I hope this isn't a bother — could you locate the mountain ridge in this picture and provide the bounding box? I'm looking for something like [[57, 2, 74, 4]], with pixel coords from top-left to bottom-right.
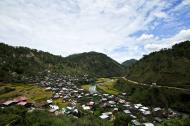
[[0, 43, 125, 82], [122, 59, 137, 68], [127, 40, 190, 89]]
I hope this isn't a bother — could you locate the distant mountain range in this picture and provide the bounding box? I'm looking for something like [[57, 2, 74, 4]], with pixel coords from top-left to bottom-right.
[[122, 59, 137, 68], [127, 40, 190, 89], [65, 52, 125, 77], [0, 43, 125, 82], [1, 40, 190, 88]]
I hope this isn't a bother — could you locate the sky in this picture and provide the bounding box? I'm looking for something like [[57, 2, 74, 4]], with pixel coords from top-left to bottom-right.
[[0, 0, 190, 63]]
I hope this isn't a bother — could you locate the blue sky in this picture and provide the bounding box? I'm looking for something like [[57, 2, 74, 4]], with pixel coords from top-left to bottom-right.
[[0, 0, 190, 62]]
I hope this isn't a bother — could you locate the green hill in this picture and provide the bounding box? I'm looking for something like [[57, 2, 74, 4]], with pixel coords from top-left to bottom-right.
[[65, 52, 125, 77], [122, 59, 137, 68], [127, 40, 190, 89], [0, 43, 125, 82]]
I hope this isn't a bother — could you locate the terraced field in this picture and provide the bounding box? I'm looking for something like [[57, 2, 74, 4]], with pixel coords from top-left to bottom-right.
[[0, 83, 53, 103], [96, 78, 120, 95]]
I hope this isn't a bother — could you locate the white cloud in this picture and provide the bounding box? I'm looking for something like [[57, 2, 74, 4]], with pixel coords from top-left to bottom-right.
[[153, 11, 168, 19], [171, 0, 190, 12], [144, 43, 168, 52], [144, 29, 190, 54], [137, 34, 157, 42], [169, 29, 190, 44], [0, 0, 189, 63]]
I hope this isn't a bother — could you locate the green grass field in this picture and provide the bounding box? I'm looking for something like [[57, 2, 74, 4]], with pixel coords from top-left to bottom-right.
[[0, 83, 53, 103], [53, 98, 69, 108], [96, 78, 120, 95], [81, 84, 91, 91]]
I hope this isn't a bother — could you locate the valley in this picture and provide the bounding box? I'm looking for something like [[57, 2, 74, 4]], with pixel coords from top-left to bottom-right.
[[0, 41, 190, 126], [1, 76, 189, 126]]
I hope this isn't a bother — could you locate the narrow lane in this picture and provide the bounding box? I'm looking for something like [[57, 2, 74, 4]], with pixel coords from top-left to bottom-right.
[[123, 77, 190, 92]]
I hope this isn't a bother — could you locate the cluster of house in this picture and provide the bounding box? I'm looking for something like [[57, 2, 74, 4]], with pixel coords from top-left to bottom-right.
[[0, 96, 30, 107], [41, 76, 179, 126], [0, 74, 180, 126]]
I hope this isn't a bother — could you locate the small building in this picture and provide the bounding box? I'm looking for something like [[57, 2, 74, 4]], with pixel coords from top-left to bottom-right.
[[49, 105, 59, 112], [141, 106, 149, 110], [99, 112, 112, 119], [142, 110, 151, 115], [17, 101, 27, 106], [102, 112, 112, 116], [142, 123, 154, 126], [152, 83, 157, 86], [122, 93, 127, 96], [99, 114, 109, 119], [153, 107, 161, 112], [87, 101, 95, 106], [113, 108, 118, 111], [123, 109, 131, 114], [134, 104, 142, 109], [131, 120, 141, 126], [123, 102, 131, 107], [82, 105, 91, 110], [130, 114, 137, 119], [14, 96, 27, 102], [101, 98, 107, 102], [108, 101, 116, 105], [3, 100, 15, 106], [47, 99, 53, 104], [45, 87, 51, 90], [119, 99, 125, 104]]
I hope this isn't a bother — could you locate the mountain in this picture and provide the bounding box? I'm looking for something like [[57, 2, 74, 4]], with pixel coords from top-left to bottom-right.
[[0, 43, 125, 82], [122, 59, 137, 68], [65, 52, 125, 77], [127, 40, 190, 89]]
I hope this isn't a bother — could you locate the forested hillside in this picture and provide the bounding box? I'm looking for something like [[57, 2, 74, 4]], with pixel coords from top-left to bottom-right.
[[65, 52, 125, 77], [122, 59, 137, 68], [0, 43, 125, 82], [122, 59, 137, 72], [127, 41, 190, 89]]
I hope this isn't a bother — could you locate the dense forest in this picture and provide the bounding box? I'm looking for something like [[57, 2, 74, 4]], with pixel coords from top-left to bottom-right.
[[0, 43, 125, 82], [127, 41, 190, 89]]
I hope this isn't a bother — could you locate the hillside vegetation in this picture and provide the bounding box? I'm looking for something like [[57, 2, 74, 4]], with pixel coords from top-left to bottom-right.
[[122, 59, 137, 68], [65, 52, 125, 77], [0, 83, 52, 102], [127, 41, 190, 89], [114, 78, 190, 113], [0, 106, 113, 126], [0, 43, 125, 82], [94, 77, 190, 113]]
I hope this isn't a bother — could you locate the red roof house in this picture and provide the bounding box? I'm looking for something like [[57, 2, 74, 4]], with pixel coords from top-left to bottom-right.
[[14, 96, 27, 102]]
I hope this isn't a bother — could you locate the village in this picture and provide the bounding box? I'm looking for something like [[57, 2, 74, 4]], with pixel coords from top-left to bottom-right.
[[0, 74, 180, 126]]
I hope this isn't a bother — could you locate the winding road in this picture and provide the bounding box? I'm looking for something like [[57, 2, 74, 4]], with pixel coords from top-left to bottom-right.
[[123, 77, 190, 92]]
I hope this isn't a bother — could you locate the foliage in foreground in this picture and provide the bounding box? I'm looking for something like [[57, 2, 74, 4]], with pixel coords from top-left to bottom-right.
[[0, 106, 138, 126], [114, 78, 190, 113], [0, 106, 113, 126], [157, 115, 190, 126]]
